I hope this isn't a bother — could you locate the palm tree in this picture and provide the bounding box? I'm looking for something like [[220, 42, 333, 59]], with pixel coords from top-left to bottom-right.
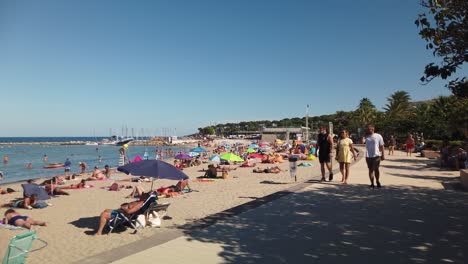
[[384, 90, 411, 118], [355, 98, 378, 127]]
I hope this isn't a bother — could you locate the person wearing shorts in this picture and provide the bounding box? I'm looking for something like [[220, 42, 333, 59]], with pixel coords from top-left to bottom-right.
[[317, 125, 334, 182], [365, 125, 385, 188]]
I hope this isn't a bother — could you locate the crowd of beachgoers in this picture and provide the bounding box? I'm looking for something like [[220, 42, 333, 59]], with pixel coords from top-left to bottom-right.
[[0, 134, 336, 263]]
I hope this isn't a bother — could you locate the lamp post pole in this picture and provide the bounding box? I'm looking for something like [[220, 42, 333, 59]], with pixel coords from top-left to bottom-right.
[[305, 104, 309, 141]]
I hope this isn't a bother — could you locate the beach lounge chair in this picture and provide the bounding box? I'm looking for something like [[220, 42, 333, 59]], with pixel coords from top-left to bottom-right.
[[3, 230, 47, 264], [107, 193, 170, 234]]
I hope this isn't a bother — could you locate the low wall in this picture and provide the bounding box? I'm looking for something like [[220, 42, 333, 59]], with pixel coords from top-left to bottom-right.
[[421, 150, 440, 159], [461, 169, 468, 190]]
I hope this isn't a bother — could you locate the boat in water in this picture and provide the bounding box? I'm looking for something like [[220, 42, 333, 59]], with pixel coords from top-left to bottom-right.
[[101, 135, 134, 146], [43, 163, 65, 169]]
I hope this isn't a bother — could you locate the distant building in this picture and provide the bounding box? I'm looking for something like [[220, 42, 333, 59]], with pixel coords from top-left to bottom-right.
[[261, 127, 311, 142]]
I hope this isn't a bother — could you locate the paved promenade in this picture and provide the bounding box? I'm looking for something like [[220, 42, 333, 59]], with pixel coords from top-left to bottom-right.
[[106, 150, 467, 264]]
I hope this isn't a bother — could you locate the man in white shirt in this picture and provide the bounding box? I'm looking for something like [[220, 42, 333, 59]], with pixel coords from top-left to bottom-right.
[[365, 124, 385, 188]]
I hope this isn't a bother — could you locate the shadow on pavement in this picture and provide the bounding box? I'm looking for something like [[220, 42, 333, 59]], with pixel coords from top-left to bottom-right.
[[180, 183, 468, 264]]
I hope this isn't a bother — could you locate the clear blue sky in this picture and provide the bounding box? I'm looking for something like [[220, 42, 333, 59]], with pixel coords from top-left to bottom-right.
[[0, 0, 457, 137]]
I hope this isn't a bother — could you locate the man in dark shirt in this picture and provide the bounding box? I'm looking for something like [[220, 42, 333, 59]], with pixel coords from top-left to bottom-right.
[[316, 125, 334, 182]]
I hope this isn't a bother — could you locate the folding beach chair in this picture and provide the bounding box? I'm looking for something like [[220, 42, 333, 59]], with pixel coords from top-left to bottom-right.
[[107, 192, 167, 234], [3, 230, 47, 264]]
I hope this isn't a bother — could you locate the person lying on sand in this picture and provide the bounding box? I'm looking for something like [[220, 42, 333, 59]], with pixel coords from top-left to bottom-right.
[[37, 178, 70, 195], [95, 192, 151, 235], [253, 166, 282, 174], [68, 179, 87, 189], [125, 180, 191, 199], [4, 209, 46, 229], [117, 176, 152, 183], [215, 165, 237, 171], [2, 194, 38, 209], [0, 188, 15, 195], [87, 166, 106, 181], [106, 183, 132, 191], [156, 179, 191, 196]]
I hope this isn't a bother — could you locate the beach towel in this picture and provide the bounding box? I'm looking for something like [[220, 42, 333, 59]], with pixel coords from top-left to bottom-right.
[[61, 185, 94, 190], [21, 184, 50, 200], [298, 163, 313, 167], [0, 223, 25, 230]]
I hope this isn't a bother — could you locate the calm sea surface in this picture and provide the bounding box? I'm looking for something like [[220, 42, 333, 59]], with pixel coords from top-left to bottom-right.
[[0, 137, 187, 184]]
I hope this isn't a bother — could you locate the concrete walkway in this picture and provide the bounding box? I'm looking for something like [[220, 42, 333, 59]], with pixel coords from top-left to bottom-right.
[[109, 151, 468, 264]]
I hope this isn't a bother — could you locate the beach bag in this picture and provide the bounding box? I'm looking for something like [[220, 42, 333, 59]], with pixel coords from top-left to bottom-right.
[[109, 183, 120, 191], [146, 211, 161, 227], [136, 214, 146, 229]]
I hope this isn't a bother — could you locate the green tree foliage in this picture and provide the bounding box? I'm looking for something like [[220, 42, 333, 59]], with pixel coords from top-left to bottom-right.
[[415, 0, 467, 96], [382, 91, 417, 136], [354, 98, 378, 128], [196, 93, 466, 141], [198, 126, 215, 135]]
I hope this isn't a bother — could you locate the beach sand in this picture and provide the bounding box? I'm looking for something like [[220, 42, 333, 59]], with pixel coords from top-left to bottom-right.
[[0, 143, 321, 264]]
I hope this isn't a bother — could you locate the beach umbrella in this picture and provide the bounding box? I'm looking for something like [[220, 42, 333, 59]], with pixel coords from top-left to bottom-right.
[[189, 147, 207, 153], [209, 155, 221, 163], [188, 152, 200, 157], [246, 148, 256, 153], [248, 144, 260, 149], [175, 153, 192, 160], [219, 153, 244, 162], [282, 143, 292, 148], [131, 155, 143, 163], [117, 160, 189, 189], [249, 153, 264, 159]]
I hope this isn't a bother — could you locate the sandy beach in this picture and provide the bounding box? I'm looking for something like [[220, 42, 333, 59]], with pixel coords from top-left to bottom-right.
[[0, 140, 321, 264], [2, 143, 464, 264]]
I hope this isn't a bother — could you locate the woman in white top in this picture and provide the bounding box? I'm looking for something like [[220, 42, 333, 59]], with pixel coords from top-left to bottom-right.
[[336, 130, 357, 184]]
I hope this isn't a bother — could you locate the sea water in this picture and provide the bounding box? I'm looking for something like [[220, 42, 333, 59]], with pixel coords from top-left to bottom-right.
[[0, 139, 188, 184]]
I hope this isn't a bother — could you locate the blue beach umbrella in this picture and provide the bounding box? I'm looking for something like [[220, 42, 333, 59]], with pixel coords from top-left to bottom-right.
[[117, 160, 189, 189], [209, 155, 221, 163], [248, 144, 260, 149], [189, 147, 207, 153], [117, 160, 189, 180]]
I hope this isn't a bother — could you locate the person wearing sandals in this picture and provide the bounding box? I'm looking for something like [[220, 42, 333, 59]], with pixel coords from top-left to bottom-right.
[[317, 125, 334, 182], [335, 130, 357, 184], [365, 124, 385, 189]]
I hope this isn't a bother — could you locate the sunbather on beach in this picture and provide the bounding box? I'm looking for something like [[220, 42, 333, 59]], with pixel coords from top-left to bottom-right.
[[215, 165, 237, 171], [156, 179, 191, 195], [202, 164, 218, 178], [253, 166, 282, 174], [4, 209, 46, 229], [32, 178, 69, 195], [95, 193, 151, 235], [1, 194, 38, 209], [69, 179, 87, 189], [87, 166, 106, 181], [0, 188, 15, 195], [103, 165, 111, 178]]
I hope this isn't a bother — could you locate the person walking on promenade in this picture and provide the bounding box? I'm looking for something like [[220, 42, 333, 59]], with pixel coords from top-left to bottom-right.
[[365, 124, 385, 188], [406, 134, 415, 156], [317, 125, 334, 182], [388, 135, 396, 155], [336, 130, 357, 184]]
